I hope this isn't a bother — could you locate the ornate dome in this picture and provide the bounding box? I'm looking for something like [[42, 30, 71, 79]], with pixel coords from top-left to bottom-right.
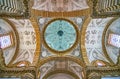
[[43, 19, 78, 54], [0, 0, 120, 79]]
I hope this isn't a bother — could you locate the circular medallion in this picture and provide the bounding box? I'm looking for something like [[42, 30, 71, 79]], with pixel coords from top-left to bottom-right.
[[43, 18, 78, 54], [76, 18, 82, 24], [39, 18, 45, 24]]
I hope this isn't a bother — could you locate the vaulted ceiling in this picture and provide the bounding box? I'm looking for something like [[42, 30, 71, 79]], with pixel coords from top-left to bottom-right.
[[0, 0, 120, 79]]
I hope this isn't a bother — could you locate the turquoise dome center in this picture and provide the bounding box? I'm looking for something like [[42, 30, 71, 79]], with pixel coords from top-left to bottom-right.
[[44, 19, 76, 51], [57, 30, 63, 36]]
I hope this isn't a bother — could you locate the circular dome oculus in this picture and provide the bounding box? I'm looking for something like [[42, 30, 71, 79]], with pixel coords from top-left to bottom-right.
[[43, 19, 78, 53]]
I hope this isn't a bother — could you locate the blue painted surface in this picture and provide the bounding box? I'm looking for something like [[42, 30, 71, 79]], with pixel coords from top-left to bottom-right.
[[102, 76, 120, 79], [45, 20, 76, 51]]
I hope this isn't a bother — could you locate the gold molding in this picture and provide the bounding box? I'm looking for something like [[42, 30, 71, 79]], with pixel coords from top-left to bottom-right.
[[87, 66, 120, 79], [42, 70, 80, 79], [102, 17, 119, 65], [38, 56, 86, 67], [80, 17, 91, 65], [1, 18, 20, 66], [42, 18, 79, 55], [32, 9, 90, 17], [30, 18, 41, 66]]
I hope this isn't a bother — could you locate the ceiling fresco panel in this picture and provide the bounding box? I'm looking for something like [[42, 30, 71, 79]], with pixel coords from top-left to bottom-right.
[[9, 19, 37, 64], [85, 17, 113, 63]]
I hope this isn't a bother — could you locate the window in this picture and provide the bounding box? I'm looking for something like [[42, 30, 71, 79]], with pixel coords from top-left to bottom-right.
[[108, 33, 120, 48], [0, 33, 13, 49]]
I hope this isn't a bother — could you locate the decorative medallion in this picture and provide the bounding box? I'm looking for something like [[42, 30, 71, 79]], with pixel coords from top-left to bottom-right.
[[43, 18, 78, 54]]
